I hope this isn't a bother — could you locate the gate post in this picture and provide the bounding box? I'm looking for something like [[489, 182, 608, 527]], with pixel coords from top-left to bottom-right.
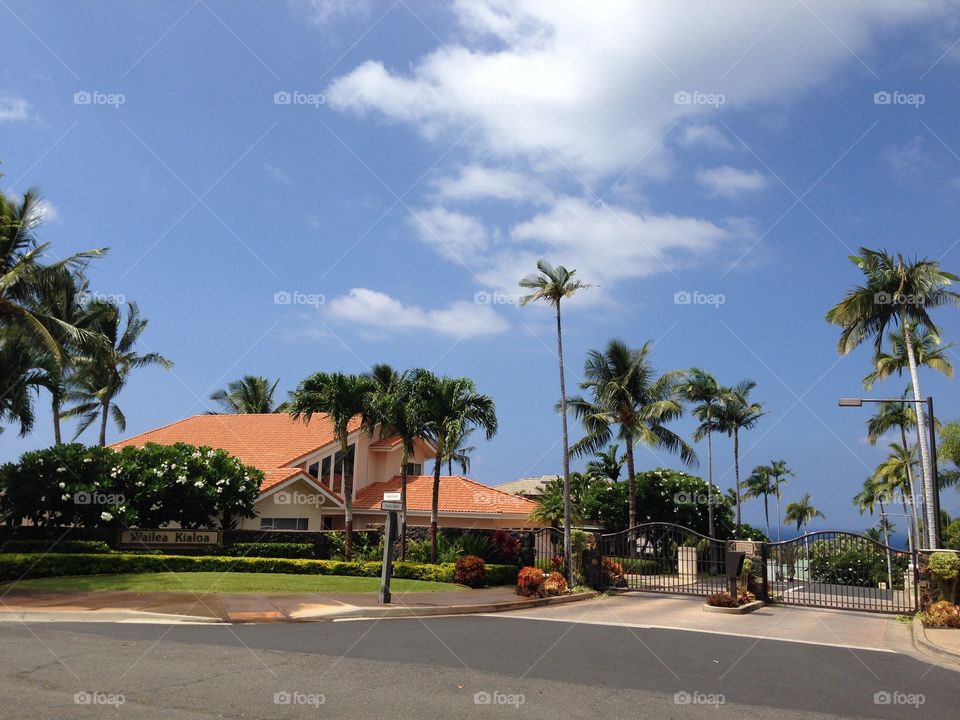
[[758, 542, 770, 602]]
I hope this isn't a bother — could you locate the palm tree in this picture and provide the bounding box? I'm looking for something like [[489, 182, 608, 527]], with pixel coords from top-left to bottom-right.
[[873, 442, 920, 553], [0, 188, 105, 362], [743, 466, 774, 540], [288, 371, 374, 561], [412, 370, 498, 563], [63, 301, 172, 446], [716, 380, 764, 537], [209, 375, 285, 414], [678, 368, 724, 537], [443, 424, 475, 475], [519, 259, 590, 583], [827, 248, 960, 547], [863, 322, 953, 389], [569, 339, 697, 555], [585, 444, 624, 482], [366, 366, 428, 560], [0, 329, 46, 436], [785, 493, 825, 533], [762, 459, 793, 542], [865, 395, 922, 546]]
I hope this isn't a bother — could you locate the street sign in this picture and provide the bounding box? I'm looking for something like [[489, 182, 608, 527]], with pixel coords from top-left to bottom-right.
[[118, 529, 220, 550], [381, 491, 403, 511]]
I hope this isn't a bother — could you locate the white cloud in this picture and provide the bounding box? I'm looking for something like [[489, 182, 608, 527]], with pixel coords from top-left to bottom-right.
[[0, 95, 33, 123], [294, 0, 367, 25], [430, 164, 553, 204], [408, 206, 491, 264], [882, 135, 935, 176], [326, 287, 509, 337], [695, 165, 769, 198], [4, 192, 59, 224], [327, 0, 946, 180], [676, 124, 734, 151]]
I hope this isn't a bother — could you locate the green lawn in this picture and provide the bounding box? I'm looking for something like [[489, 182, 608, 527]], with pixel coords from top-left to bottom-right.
[[6, 572, 461, 594]]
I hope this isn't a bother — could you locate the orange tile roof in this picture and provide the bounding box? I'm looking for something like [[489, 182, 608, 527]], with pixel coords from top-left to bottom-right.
[[354, 475, 539, 516], [110, 413, 360, 495], [368, 435, 403, 450]]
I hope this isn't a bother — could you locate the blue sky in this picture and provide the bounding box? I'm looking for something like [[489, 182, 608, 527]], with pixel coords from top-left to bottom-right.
[[3, 0, 960, 535]]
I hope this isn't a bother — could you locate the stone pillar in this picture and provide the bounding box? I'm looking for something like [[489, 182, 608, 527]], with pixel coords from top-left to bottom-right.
[[678, 546, 698, 584]]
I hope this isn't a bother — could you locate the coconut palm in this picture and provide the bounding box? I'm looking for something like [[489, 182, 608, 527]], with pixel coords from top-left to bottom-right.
[[715, 380, 764, 537], [519, 259, 590, 582], [826, 248, 960, 546], [585, 444, 624, 483], [288, 371, 374, 561], [784, 493, 825, 534], [412, 370, 498, 563], [863, 323, 953, 389], [873, 442, 920, 553], [569, 339, 697, 554], [678, 368, 724, 537], [0, 329, 46, 435], [63, 301, 172, 446], [0, 189, 105, 362], [761, 459, 793, 542], [743, 466, 774, 540], [442, 424, 475, 476], [208, 375, 285, 414]]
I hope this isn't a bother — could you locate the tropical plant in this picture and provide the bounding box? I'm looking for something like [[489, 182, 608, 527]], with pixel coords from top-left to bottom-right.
[[872, 442, 920, 552], [784, 493, 825, 533], [761, 459, 793, 542], [743, 466, 775, 540], [569, 339, 696, 551], [209, 375, 285, 414], [826, 248, 960, 547], [519, 259, 590, 584], [0, 329, 46, 436], [63, 301, 172, 446], [441, 423, 475, 475], [715, 380, 764, 537], [863, 322, 954, 389], [412, 370, 498, 563], [678, 368, 725, 537], [585, 444, 624, 482], [529, 473, 588, 528], [288, 371, 374, 560]]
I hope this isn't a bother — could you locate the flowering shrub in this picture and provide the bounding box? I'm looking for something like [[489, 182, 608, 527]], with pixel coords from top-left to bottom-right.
[[455, 555, 486, 588], [0, 443, 260, 529], [601, 558, 626, 587], [543, 571, 567, 595], [517, 566, 546, 597]]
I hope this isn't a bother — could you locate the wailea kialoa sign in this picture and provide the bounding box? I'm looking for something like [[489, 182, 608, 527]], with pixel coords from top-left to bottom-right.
[[118, 529, 220, 549]]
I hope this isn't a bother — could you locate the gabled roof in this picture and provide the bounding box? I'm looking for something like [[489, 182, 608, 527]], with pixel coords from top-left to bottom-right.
[[110, 413, 362, 494], [354, 475, 539, 516], [496, 476, 557, 496]]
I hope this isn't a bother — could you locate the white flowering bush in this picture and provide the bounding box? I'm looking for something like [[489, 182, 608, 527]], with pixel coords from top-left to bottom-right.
[[0, 443, 260, 529]]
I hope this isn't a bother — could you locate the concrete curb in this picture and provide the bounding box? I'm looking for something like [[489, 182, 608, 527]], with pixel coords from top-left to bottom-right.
[[0, 610, 223, 624], [911, 617, 960, 666], [287, 590, 599, 623], [702, 600, 766, 615]]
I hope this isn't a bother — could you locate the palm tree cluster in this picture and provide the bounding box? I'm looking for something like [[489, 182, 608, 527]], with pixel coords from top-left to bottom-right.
[[1, 187, 170, 445], [287, 366, 497, 562]]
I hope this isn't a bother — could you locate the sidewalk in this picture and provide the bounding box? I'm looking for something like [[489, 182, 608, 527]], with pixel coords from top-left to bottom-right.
[[0, 586, 595, 623]]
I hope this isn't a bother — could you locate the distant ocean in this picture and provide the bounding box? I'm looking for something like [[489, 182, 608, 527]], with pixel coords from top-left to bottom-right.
[[776, 529, 911, 550]]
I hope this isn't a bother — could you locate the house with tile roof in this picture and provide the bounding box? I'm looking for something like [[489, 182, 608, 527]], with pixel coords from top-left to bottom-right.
[[111, 413, 539, 532]]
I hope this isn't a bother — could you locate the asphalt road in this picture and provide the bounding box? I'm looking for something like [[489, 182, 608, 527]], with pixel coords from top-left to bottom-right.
[[0, 616, 955, 719]]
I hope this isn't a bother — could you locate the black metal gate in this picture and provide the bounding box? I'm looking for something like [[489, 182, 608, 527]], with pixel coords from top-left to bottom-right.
[[765, 531, 917, 613], [599, 523, 727, 596]]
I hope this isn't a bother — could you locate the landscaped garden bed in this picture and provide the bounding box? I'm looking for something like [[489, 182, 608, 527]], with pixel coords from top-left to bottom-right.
[[703, 590, 764, 614]]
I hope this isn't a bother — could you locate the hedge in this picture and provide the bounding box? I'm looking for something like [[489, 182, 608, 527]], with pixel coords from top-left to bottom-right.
[[223, 543, 316, 559], [0, 553, 520, 586], [0, 539, 112, 555]]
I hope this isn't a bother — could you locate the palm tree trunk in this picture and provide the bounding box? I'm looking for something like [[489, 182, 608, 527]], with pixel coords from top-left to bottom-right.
[[706, 422, 715, 537], [399, 450, 408, 562], [625, 435, 637, 557], [98, 402, 109, 447], [733, 429, 741, 537], [52, 397, 62, 446], [902, 321, 936, 547], [776, 491, 782, 543], [430, 446, 442, 564], [899, 424, 922, 553], [763, 495, 770, 540], [342, 440, 353, 561], [555, 302, 573, 584]]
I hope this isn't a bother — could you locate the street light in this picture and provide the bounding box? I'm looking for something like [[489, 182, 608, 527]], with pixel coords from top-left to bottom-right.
[[839, 395, 941, 548]]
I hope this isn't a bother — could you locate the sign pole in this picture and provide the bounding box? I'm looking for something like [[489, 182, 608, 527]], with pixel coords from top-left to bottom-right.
[[379, 492, 402, 604]]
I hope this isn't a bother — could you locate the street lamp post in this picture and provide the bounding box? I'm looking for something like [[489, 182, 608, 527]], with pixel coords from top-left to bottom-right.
[[838, 396, 942, 548]]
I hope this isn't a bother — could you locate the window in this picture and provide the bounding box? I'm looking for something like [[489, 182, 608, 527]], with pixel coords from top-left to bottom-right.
[[321, 517, 333, 531], [308, 461, 319, 479], [260, 518, 309, 531], [321, 456, 331, 485], [406, 463, 422, 476]]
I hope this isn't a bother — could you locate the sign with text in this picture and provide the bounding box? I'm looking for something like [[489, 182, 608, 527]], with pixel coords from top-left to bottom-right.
[[729, 540, 759, 555], [118, 529, 221, 549]]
